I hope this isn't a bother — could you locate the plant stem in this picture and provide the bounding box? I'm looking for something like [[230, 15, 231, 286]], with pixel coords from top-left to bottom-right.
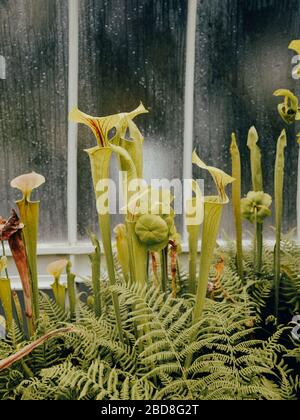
[[87, 146, 124, 343], [193, 201, 223, 323], [170, 244, 177, 298], [99, 214, 124, 343], [274, 130, 287, 320], [151, 252, 159, 287], [21, 360, 34, 378], [88, 235, 102, 318], [146, 251, 150, 285], [254, 209, 258, 272], [187, 225, 200, 294], [8, 230, 34, 337], [67, 263, 77, 321], [0, 277, 13, 331], [126, 221, 148, 286], [256, 222, 263, 274], [17, 200, 40, 322], [186, 200, 224, 369], [230, 134, 244, 279], [114, 225, 130, 283], [12, 291, 24, 333], [0, 327, 75, 372], [161, 247, 169, 293], [51, 277, 66, 311]]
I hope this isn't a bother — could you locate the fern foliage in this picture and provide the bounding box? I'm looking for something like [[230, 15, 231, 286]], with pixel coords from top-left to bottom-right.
[[0, 241, 299, 400]]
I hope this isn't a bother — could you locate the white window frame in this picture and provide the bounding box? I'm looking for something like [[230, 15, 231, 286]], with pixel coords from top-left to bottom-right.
[[6, 0, 300, 288]]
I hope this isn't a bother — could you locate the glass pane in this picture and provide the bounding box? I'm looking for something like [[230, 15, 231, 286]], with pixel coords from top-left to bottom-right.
[[77, 0, 187, 239], [194, 0, 300, 237], [0, 0, 68, 242]]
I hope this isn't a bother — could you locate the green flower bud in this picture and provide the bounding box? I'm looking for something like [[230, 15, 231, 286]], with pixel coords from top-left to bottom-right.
[[241, 191, 272, 224], [87, 296, 94, 308], [135, 214, 169, 247]]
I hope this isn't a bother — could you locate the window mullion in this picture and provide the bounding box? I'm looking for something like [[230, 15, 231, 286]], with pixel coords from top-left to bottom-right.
[[183, 0, 198, 242], [68, 0, 79, 251]]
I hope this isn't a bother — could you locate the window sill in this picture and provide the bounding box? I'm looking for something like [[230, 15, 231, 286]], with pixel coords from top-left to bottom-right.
[[4, 242, 95, 256], [4, 239, 277, 257], [6, 239, 279, 290]]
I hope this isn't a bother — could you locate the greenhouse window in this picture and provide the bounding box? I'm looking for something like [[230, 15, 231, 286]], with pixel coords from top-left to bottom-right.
[[0, 0, 300, 288]]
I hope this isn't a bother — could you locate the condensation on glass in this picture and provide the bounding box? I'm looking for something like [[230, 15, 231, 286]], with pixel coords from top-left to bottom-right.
[[0, 0, 68, 242], [77, 0, 187, 239], [194, 0, 300, 237]]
